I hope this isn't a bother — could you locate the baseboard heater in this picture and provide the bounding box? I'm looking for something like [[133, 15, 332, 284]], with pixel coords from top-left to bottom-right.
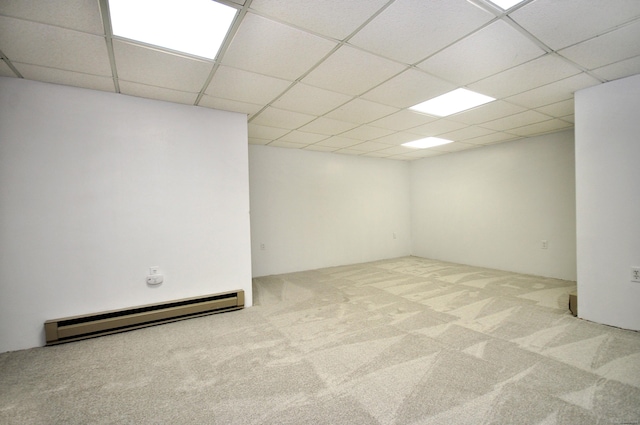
[[44, 289, 244, 345]]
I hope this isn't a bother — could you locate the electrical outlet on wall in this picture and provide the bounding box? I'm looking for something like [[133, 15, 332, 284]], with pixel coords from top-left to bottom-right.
[[632, 267, 640, 283]]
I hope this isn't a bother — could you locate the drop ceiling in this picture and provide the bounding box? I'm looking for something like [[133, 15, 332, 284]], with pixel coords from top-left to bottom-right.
[[1, 0, 639, 161]]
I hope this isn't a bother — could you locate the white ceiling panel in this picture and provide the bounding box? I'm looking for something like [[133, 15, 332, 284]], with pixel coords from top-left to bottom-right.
[[375, 145, 416, 155], [0, 61, 16, 77], [205, 65, 291, 105], [361, 68, 455, 108], [268, 140, 306, 149], [114, 41, 212, 92], [304, 145, 338, 152], [372, 132, 424, 146], [271, 83, 352, 115], [592, 55, 640, 82], [15, 63, 115, 92], [468, 54, 581, 99], [302, 44, 406, 96], [335, 148, 366, 156], [535, 99, 574, 118], [408, 119, 468, 137], [278, 131, 329, 145], [363, 151, 393, 158], [349, 0, 493, 64], [349, 141, 395, 152], [431, 142, 477, 153], [447, 100, 526, 125], [298, 117, 359, 135], [118, 81, 198, 105], [248, 123, 290, 140], [0, 0, 104, 34], [505, 73, 600, 109], [558, 20, 640, 71], [561, 115, 574, 124], [507, 119, 573, 137], [249, 0, 389, 40], [221, 13, 337, 81], [250, 106, 316, 129], [400, 149, 446, 159], [198, 96, 262, 116], [418, 20, 545, 85], [324, 98, 398, 124], [510, 0, 640, 50], [438, 126, 495, 142], [369, 110, 437, 131], [248, 137, 270, 145], [464, 131, 519, 145], [480, 110, 551, 131], [0, 16, 111, 75], [315, 136, 362, 149], [339, 125, 395, 141]]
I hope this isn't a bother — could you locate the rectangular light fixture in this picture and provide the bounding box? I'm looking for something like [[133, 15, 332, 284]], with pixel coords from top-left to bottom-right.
[[410, 88, 495, 117], [402, 137, 454, 149], [488, 0, 528, 10], [108, 0, 237, 60]]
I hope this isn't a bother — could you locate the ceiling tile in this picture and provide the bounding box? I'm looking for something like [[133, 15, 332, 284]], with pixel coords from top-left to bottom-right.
[[14, 62, 115, 92], [249, 137, 270, 145], [339, 125, 395, 141], [0, 16, 111, 75], [505, 72, 600, 109], [298, 117, 359, 135], [0, 0, 104, 34], [468, 54, 581, 99], [113, 41, 212, 92], [349, 0, 493, 64], [221, 13, 337, 81], [335, 148, 365, 156], [118, 81, 198, 105], [349, 141, 394, 152], [363, 151, 393, 158], [248, 123, 290, 140], [408, 119, 468, 137], [268, 140, 306, 149], [205, 65, 291, 105], [278, 131, 329, 144], [304, 145, 338, 152], [418, 20, 545, 85], [430, 141, 477, 153], [324, 98, 398, 124], [464, 132, 519, 145], [249, 0, 389, 39], [0, 61, 16, 77], [446, 100, 526, 125], [198, 96, 262, 116], [372, 132, 423, 146], [271, 83, 352, 115], [400, 149, 446, 159], [302, 44, 406, 96], [535, 99, 574, 118], [558, 20, 640, 70], [480, 110, 551, 131], [361, 68, 455, 108], [315, 136, 362, 148], [438, 126, 495, 142], [369, 110, 437, 131], [561, 115, 574, 123], [507, 119, 573, 137], [250, 106, 316, 129], [375, 145, 416, 155], [592, 55, 640, 82], [510, 0, 640, 50]]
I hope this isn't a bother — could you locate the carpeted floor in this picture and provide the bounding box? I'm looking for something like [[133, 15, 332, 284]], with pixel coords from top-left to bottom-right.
[[1, 256, 639, 424]]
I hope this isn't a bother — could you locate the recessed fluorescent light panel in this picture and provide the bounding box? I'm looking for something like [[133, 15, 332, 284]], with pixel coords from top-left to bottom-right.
[[108, 0, 237, 59], [488, 0, 527, 10], [410, 88, 495, 117], [402, 137, 454, 149]]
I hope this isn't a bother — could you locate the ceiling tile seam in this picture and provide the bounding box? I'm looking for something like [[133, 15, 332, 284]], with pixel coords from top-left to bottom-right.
[[0, 49, 24, 78], [241, 0, 399, 122], [501, 15, 553, 55], [195, 0, 251, 106], [98, 0, 120, 93], [0, 13, 105, 36]]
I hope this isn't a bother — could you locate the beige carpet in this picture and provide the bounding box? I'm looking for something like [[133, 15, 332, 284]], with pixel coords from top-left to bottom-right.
[[1, 256, 639, 424]]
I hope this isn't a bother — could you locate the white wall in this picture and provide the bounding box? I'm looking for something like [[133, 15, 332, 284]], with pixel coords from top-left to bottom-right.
[[249, 145, 411, 276], [575, 74, 640, 330], [410, 131, 577, 281], [0, 78, 252, 352]]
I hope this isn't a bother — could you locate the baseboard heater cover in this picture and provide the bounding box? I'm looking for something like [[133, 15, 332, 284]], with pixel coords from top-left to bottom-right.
[[44, 289, 244, 345]]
